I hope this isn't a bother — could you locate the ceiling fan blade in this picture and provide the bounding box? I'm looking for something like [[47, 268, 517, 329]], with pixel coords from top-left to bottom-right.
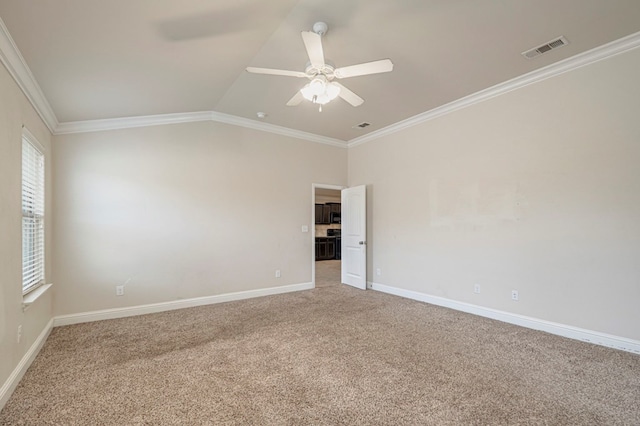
[[334, 59, 394, 79], [333, 82, 364, 107], [286, 90, 305, 106], [301, 31, 325, 67], [246, 67, 307, 78]]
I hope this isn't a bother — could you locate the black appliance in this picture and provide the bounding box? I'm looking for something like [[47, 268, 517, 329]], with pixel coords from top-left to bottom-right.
[[330, 212, 341, 223], [327, 229, 341, 260]]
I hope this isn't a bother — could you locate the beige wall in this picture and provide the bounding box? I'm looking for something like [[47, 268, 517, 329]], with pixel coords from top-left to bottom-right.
[[0, 63, 53, 389], [3, 29, 639, 401], [52, 122, 347, 315], [349, 48, 640, 341]]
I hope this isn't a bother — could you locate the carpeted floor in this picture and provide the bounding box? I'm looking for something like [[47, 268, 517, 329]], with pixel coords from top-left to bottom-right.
[[315, 259, 341, 288], [2, 275, 639, 425]]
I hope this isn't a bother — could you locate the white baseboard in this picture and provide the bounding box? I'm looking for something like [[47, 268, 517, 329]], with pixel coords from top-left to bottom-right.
[[370, 282, 640, 355], [5, 280, 633, 414], [1, 283, 312, 410], [0, 318, 53, 411], [53, 282, 314, 327]]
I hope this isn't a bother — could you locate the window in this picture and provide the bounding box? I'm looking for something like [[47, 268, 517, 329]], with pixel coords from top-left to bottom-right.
[[22, 131, 45, 294]]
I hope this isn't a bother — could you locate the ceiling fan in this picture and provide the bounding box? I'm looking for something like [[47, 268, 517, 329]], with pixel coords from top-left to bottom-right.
[[246, 22, 393, 111]]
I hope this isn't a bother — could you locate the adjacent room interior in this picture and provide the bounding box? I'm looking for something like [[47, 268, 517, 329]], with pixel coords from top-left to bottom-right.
[[314, 188, 342, 288], [1, 1, 639, 423]]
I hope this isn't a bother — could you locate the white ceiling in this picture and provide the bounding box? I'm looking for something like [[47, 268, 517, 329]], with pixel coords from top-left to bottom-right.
[[1, 0, 640, 142]]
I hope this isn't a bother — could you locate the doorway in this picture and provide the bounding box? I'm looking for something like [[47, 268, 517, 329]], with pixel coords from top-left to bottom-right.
[[312, 184, 343, 288]]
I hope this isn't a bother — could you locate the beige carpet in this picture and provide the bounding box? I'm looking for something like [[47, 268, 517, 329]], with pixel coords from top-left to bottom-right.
[[2, 283, 639, 425], [315, 259, 341, 288]]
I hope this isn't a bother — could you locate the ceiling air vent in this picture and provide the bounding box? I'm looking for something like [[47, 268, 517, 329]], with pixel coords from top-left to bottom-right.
[[353, 122, 371, 129], [522, 36, 569, 59]]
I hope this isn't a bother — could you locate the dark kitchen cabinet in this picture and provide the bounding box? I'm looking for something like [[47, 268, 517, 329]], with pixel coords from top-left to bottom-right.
[[326, 239, 335, 259], [315, 239, 324, 260], [327, 203, 341, 214], [315, 204, 332, 224], [315, 237, 336, 260], [322, 205, 331, 223], [315, 204, 324, 224]]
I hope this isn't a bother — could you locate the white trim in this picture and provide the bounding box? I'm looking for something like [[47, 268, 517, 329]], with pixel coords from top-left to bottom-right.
[[0, 15, 343, 147], [21, 127, 46, 153], [22, 283, 53, 312], [311, 183, 346, 287], [209, 112, 347, 148], [54, 110, 347, 148], [0, 17, 58, 133], [53, 282, 313, 327], [0, 319, 53, 411], [3, 5, 639, 149], [312, 183, 345, 192], [371, 282, 640, 355], [347, 30, 640, 148], [1, 283, 312, 409], [54, 111, 214, 135]]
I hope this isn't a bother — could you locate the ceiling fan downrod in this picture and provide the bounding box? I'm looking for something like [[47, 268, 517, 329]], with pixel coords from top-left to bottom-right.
[[312, 22, 328, 36]]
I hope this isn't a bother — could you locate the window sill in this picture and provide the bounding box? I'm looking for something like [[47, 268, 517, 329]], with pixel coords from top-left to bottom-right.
[[22, 283, 53, 312]]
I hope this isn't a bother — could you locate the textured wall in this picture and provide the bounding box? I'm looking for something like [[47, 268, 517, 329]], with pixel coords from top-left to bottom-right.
[[348, 48, 640, 341], [52, 121, 347, 315], [0, 63, 53, 392]]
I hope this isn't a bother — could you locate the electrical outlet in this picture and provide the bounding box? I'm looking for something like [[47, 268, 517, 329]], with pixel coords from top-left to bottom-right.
[[511, 290, 519, 301], [376, 268, 381, 276], [474, 284, 481, 294], [116, 285, 124, 296], [275, 270, 281, 278], [17, 325, 22, 343]]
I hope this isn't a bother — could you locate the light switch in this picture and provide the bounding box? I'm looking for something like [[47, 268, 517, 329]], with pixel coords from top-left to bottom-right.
[[302, 225, 309, 233]]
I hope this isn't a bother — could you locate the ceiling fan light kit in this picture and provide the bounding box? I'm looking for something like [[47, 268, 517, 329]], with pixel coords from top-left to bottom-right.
[[300, 76, 341, 106], [246, 21, 393, 112]]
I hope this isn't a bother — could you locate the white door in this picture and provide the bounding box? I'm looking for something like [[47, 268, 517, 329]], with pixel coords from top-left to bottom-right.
[[341, 185, 367, 289]]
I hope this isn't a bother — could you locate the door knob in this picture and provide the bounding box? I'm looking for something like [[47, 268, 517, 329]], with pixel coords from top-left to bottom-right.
[[359, 241, 366, 245]]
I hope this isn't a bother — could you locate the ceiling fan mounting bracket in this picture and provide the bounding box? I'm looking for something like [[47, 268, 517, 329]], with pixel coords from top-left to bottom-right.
[[312, 22, 328, 36]]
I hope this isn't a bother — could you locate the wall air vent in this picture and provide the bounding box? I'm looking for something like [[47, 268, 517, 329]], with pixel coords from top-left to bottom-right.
[[522, 36, 569, 59], [353, 122, 371, 129]]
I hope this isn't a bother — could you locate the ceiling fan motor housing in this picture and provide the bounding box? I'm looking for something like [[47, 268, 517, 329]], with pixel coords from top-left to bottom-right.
[[305, 63, 335, 79]]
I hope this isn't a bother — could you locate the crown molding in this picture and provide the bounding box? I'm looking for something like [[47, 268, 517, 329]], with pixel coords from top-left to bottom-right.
[[0, 17, 58, 133], [3, 9, 638, 149], [347, 30, 640, 148], [209, 111, 347, 148], [0, 17, 344, 147], [55, 110, 347, 148], [54, 111, 215, 134]]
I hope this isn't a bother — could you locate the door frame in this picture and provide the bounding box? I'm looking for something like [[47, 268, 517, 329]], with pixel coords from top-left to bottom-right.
[[312, 183, 345, 288]]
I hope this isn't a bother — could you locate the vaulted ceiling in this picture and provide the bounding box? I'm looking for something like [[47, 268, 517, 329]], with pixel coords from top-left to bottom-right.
[[1, 0, 640, 143]]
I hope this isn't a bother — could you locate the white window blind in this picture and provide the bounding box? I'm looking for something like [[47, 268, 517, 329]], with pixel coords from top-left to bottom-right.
[[22, 134, 45, 294]]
